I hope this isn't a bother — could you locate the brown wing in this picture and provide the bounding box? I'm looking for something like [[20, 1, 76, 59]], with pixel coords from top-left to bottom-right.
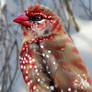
[[39, 35, 92, 92]]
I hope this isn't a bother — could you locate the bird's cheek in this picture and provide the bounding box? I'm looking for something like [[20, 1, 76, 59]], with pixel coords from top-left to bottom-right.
[[36, 23, 44, 31]]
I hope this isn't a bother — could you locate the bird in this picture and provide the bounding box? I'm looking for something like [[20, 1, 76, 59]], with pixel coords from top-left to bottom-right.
[[13, 4, 92, 92]]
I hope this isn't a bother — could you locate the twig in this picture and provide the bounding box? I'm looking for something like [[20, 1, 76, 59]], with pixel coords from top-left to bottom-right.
[[80, 0, 92, 20], [19, 0, 24, 12], [52, 0, 61, 17], [7, 40, 19, 92], [63, 0, 80, 32]]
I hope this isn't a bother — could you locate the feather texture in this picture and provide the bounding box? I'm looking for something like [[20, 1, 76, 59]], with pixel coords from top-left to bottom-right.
[[13, 4, 92, 92]]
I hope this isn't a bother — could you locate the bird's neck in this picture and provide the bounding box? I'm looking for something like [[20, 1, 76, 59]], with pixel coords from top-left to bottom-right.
[[23, 33, 55, 44]]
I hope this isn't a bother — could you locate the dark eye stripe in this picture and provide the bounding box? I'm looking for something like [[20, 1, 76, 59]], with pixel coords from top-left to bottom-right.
[[29, 15, 44, 21]]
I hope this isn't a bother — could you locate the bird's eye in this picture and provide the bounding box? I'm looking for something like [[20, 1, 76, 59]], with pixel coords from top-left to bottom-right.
[[29, 15, 44, 21]]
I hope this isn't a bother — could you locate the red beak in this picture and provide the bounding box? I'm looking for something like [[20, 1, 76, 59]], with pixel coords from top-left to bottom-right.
[[13, 14, 31, 27]]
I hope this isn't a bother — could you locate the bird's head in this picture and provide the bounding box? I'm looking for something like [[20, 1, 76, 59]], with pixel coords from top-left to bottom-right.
[[13, 4, 63, 42]]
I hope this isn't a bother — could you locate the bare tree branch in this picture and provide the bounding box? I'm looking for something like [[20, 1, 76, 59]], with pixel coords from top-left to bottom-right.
[[63, 0, 80, 32], [7, 40, 19, 92], [80, 0, 92, 20], [52, 0, 61, 17], [19, 0, 24, 12]]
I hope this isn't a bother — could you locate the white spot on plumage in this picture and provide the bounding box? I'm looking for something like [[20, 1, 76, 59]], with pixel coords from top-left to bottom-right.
[[32, 59, 35, 62], [43, 59, 46, 64], [61, 48, 64, 51], [25, 60, 28, 63], [23, 47, 25, 50], [28, 55, 30, 58], [46, 54, 49, 58], [40, 45, 44, 48], [46, 86, 49, 89], [37, 78, 40, 82], [46, 66, 49, 70], [35, 69, 38, 72], [23, 60, 25, 64], [37, 73, 40, 76], [32, 39, 34, 41], [48, 16, 52, 18], [29, 57, 32, 60], [30, 80, 33, 83], [50, 86, 54, 90], [48, 71, 51, 74], [42, 53, 45, 57], [24, 66, 26, 69], [53, 61, 56, 65], [33, 85, 36, 90], [20, 65, 23, 69], [29, 60, 32, 63], [30, 65, 33, 69], [34, 65, 37, 68], [24, 57, 26, 61], [25, 76, 28, 79], [48, 50, 51, 53], [26, 71, 28, 74], [27, 81, 31, 86], [25, 54, 28, 56], [68, 88, 71, 91]]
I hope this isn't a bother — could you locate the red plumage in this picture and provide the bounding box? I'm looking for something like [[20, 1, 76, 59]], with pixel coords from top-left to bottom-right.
[[13, 4, 92, 92]]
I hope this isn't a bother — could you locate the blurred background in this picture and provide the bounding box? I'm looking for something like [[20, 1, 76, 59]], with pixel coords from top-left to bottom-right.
[[0, 0, 92, 92]]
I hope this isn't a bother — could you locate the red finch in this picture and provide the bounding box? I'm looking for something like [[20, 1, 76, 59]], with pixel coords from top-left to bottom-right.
[[13, 4, 92, 92]]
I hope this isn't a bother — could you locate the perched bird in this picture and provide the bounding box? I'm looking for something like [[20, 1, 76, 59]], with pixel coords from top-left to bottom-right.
[[13, 4, 92, 92]]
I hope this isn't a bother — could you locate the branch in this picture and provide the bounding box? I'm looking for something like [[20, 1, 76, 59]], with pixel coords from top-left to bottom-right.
[[80, 0, 92, 20], [7, 40, 19, 92], [63, 0, 80, 32], [52, 0, 61, 17], [19, 0, 24, 12]]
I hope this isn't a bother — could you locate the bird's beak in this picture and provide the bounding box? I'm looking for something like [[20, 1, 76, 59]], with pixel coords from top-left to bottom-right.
[[13, 14, 31, 27]]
